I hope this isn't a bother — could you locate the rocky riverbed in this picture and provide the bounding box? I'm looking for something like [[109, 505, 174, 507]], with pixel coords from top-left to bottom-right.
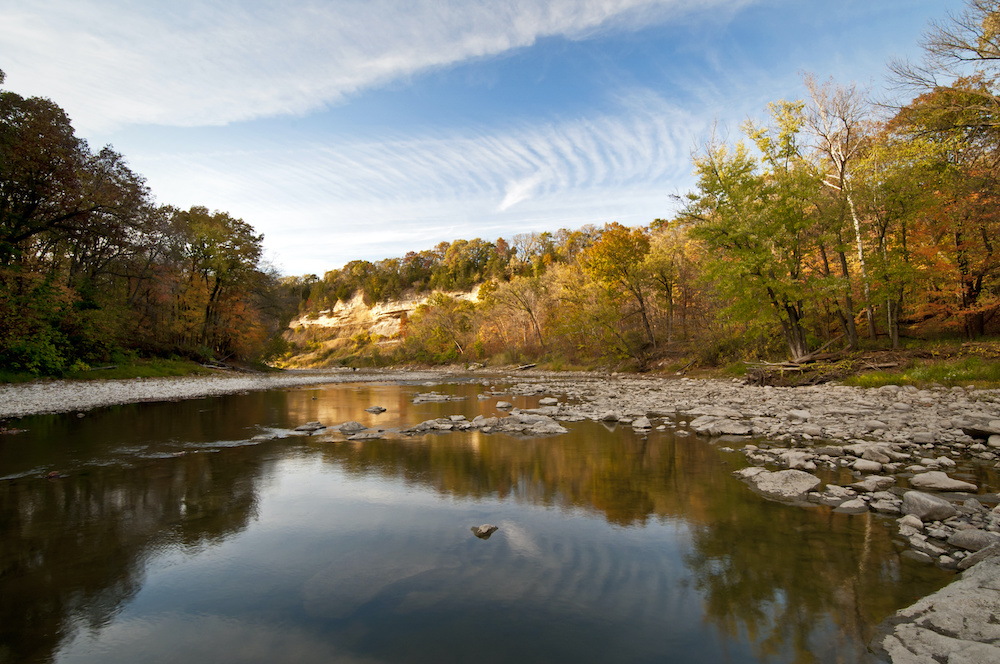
[[4, 368, 1000, 661]]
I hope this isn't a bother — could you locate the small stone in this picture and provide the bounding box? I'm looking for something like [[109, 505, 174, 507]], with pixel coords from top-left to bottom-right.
[[471, 524, 499, 539], [340, 421, 366, 433], [295, 421, 326, 432], [871, 500, 900, 514], [901, 549, 934, 564], [632, 416, 652, 429], [837, 498, 869, 513], [365, 406, 386, 414]]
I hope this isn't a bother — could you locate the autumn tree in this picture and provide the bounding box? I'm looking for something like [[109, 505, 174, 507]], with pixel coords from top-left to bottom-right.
[[583, 222, 656, 348]]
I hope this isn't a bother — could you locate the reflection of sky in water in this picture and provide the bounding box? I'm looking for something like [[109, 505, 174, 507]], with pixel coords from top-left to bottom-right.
[[57, 459, 725, 664], [0, 381, 955, 664]]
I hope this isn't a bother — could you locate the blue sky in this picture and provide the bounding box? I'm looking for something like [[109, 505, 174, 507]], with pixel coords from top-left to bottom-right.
[[0, 0, 964, 276]]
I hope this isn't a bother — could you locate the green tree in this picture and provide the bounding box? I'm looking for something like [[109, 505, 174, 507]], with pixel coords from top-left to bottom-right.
[[685, 103, 822, 360]]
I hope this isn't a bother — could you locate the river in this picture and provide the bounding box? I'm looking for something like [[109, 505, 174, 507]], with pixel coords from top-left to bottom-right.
[[0, 379, 952, 663]]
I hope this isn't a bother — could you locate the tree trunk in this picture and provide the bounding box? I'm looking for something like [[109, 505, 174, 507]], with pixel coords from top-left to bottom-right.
[[845, 191, 877, 339]]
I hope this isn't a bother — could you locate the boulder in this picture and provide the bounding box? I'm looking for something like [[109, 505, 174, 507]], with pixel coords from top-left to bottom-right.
[[909, 471, 978, 492], [957, 543, 1000, 570], [853, 459, 883, 473], [740, 469, 821, 502], [948, 529, 1000, 552], [496, 401, 514, 410], [538, 397, 559, 406], [901, 491, 958, 521]]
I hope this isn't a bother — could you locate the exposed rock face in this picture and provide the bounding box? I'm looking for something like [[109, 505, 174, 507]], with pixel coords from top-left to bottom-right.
[[876, 556, 1000, 663], [286, 289, 481, 359]]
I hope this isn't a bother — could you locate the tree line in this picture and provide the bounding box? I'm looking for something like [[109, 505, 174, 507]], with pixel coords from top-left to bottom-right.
[[288, 1, 999, 368], [0, 69, 295, 375]]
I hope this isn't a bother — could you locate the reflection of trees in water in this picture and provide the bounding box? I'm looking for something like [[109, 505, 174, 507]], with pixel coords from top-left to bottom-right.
[[685, 498, 948, 663], [318, 427, 951, 662], [0, 448, 269, 664], [323, 426, 730, 526]]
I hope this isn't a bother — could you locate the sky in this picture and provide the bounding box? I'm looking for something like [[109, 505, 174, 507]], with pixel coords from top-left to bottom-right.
[[0, 0, 966, 276]]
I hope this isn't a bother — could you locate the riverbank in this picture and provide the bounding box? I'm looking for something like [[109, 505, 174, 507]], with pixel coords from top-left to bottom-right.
[[0, 368, 451, 419]]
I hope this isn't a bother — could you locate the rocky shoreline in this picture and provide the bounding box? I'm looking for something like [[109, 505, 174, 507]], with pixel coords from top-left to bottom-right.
[[4, 368, 1000, 660], [482, 372, 1000, 662]]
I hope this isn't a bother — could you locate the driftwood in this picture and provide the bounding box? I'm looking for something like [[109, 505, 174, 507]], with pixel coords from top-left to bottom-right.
[[791, 335, 845, 364], [516, 363, 537, 371]]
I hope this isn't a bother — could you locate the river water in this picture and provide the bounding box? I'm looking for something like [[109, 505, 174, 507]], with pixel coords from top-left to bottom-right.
[[0, 380, 952, 663]]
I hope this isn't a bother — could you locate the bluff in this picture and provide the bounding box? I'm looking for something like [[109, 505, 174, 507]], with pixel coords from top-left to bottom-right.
[[283, 288, 481, 365]]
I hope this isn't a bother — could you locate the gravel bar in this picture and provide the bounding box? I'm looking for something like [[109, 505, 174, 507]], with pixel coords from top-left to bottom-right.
[[0, 369, 450, 419]]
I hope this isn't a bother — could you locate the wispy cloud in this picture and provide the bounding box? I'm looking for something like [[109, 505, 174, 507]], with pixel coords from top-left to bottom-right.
[[0, 0, 754, 132], [134, 91, 710, 272]]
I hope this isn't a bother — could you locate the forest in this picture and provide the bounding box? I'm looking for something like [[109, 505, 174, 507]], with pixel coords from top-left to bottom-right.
[[285, 3, 1000, 371], [0, 69, 298, 376], [2, 1, 999, 377]]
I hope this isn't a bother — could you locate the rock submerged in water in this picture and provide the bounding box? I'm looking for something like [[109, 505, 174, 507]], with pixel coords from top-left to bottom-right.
[[471, 524, 498, 539], [340, 421, 366, 434], [365, 406, 386, 414], [295, 421, 326, 432]]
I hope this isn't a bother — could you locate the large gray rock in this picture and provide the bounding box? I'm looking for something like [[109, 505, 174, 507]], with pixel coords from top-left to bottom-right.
[[876, 556, 1000, 662], [909, 471, 978, 492], [901, 491, 958, 522], [957, 543, 1000, 571], [948, 529, 1000, 552], [737, 469, 821, 502]]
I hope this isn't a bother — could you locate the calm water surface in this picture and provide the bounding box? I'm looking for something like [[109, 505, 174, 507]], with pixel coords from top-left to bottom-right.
[[0, 381, 956, 663]]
